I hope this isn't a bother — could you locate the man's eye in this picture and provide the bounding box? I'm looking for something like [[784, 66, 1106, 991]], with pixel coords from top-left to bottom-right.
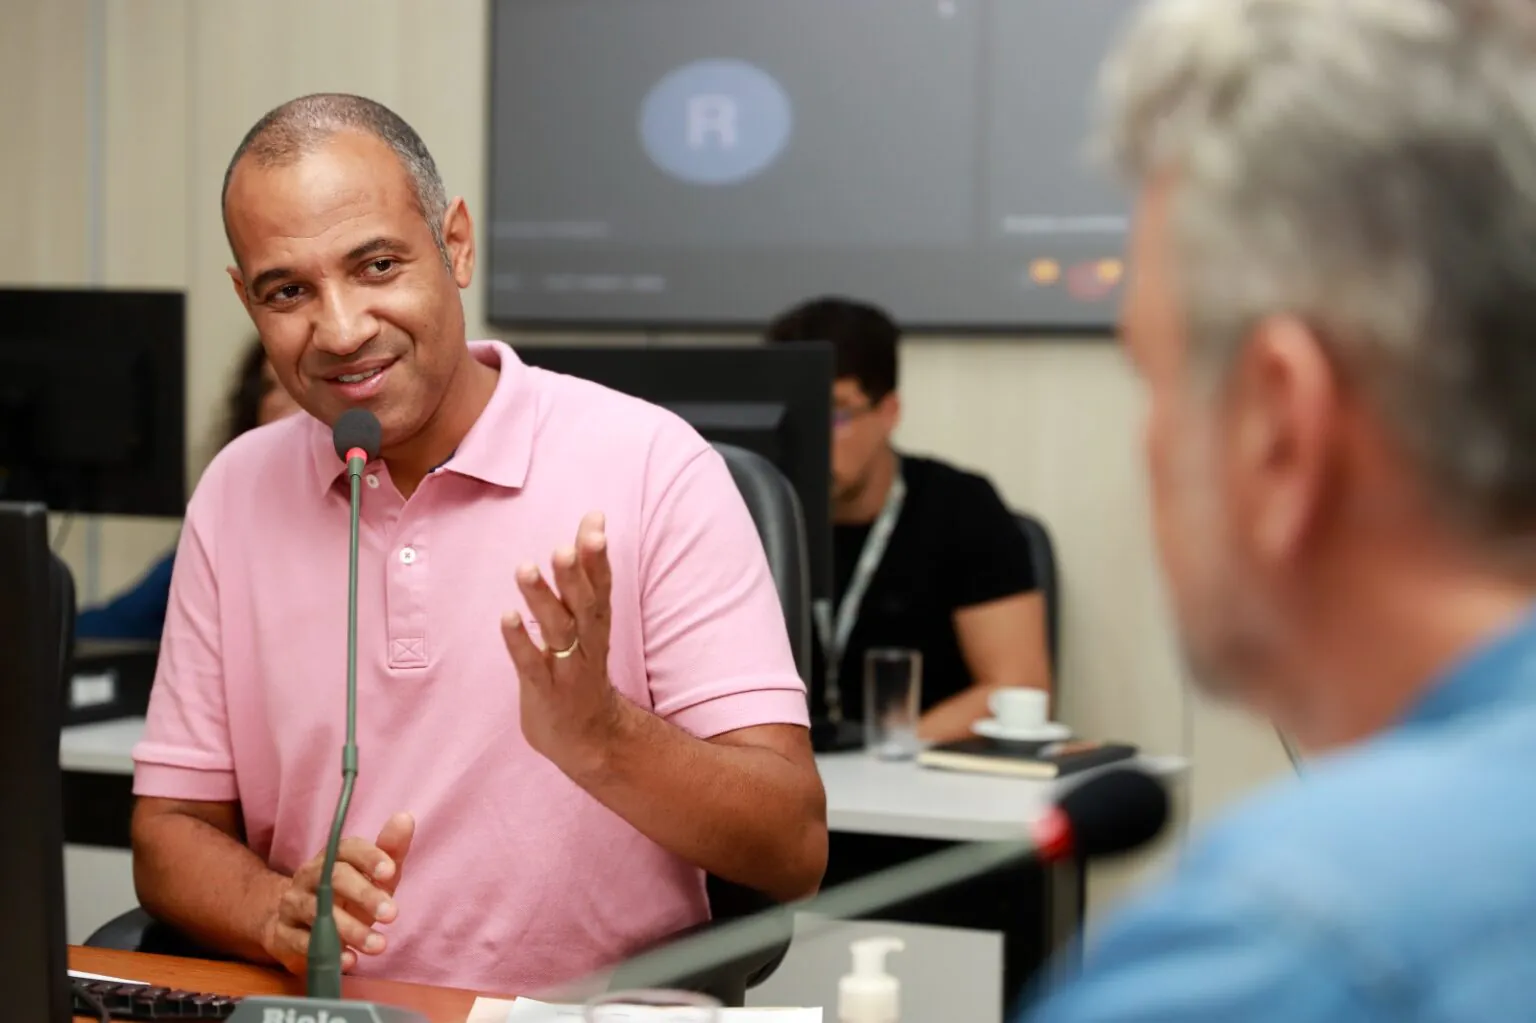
[[270, 285, 302, 303], [367, 259, 396, 274]]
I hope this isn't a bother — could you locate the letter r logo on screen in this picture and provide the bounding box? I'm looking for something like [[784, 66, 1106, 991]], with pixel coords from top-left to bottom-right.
[[641, 59, 793, 185], [687, 95, 739, 150]]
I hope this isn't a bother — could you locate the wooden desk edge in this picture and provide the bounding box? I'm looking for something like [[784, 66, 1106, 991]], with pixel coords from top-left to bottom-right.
[[69, 946, 505, 1023]]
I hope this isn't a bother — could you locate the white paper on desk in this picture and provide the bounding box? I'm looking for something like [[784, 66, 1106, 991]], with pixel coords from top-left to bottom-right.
[[489, 996, 821, 1021], [69, 970, 146, 985]]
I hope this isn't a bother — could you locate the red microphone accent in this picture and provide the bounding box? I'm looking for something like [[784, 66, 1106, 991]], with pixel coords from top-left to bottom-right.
[[345, 447, 369, 463], [1030, 806, 1076, 863]]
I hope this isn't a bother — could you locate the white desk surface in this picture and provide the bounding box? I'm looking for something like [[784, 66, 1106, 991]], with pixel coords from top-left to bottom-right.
[[60, 717, 145, 775], [815, 750, 1187, 842], [61, 718, 1186, 844]]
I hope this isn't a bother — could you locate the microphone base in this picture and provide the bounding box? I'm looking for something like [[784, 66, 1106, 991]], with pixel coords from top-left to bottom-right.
[[228, 995, 429, 1022]]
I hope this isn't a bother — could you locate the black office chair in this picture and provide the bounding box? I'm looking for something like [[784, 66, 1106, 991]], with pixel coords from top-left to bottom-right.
[[1014, 512, 1060, 695], [653, 443, 805, 1001], [85, 907, 228, 959], [714, 442, 811, 681], [88, 445, 807, 1005]]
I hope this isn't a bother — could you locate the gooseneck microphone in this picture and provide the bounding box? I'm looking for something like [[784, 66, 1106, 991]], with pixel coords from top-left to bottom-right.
[[599, 767, 1170, 999], [308, 409, 383, 1000], [234, 410, 423, 1019]]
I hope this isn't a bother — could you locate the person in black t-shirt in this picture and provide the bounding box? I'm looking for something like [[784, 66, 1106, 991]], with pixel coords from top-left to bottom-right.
[[766, 296, 1053, 744]]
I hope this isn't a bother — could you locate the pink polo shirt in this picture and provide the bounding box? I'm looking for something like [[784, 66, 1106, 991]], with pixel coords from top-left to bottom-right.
[[133, 340, 809, 992]]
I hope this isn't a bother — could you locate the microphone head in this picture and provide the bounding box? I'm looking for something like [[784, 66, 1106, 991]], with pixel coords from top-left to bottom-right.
[[331, 408, 382, 463], [1057, 767, 1170, 859]]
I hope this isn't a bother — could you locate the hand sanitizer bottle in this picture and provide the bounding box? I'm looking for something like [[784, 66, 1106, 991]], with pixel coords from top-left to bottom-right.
[[838, 936, 905, 1023]]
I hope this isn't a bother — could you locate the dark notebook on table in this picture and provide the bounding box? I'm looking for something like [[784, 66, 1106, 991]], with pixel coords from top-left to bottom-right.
[[919, 737, 1138, 779]]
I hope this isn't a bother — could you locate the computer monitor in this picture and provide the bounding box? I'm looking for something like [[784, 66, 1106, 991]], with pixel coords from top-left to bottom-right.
[[0, 502, 73, 1022], [518, 342, 833, 601], [0, 288, 185, 516]]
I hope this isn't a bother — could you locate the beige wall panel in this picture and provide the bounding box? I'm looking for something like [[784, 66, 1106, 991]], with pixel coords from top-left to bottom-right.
[[0, 0, 91, 285]]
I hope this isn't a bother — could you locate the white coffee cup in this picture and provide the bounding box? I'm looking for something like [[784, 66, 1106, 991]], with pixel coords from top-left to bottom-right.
[[988, 688, 1049, 731]]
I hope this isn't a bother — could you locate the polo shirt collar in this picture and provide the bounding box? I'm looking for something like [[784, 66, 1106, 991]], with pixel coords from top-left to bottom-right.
[[306, 339, 536, 496], [1399, 601, 1536, 730]]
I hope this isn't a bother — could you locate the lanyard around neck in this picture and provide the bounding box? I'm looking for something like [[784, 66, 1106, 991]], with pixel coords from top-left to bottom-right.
[[812, 464, 906, 721]]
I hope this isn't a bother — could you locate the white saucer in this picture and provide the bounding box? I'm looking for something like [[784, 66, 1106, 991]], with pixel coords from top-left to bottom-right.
[[973, 718, 1073, 743]]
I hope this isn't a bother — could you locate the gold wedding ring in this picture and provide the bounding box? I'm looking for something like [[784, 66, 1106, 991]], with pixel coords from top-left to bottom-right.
[[551, 636, 581, 659]]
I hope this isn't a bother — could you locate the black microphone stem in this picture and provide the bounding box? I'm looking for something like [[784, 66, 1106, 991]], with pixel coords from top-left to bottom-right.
[[308, 455, 365, 998]]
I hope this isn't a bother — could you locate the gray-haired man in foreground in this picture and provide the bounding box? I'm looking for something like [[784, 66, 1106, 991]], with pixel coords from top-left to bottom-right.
[[1024, 0, 1536, 1018]]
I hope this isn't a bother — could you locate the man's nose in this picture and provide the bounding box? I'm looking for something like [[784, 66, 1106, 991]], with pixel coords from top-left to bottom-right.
[[310, 286, 380, 357]]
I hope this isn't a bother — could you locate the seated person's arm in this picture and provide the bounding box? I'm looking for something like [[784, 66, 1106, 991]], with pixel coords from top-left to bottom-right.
[[131, 796, 286, 963], [133, 797, 411, 975], [918, 477, 1051, 744], [130, 515, 291, 963], [76, 550, 176, 641], [550, 712, 824, 904], [921, 591, 1052, 743], [508, 441, 827, 903]]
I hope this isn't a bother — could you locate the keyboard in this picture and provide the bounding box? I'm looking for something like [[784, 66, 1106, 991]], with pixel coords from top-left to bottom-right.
[[71, 978, 241, 1020]]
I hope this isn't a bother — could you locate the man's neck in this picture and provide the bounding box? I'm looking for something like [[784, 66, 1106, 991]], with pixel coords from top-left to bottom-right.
[[1283, 550, 1536, 752], [834, 446, 899, 525], [384, 351, 499, 498]]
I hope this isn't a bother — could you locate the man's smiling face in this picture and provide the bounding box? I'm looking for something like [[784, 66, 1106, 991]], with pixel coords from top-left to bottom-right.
[[224, 128, 469, 449]]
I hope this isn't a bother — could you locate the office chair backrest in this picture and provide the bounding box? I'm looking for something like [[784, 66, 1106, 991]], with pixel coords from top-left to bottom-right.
[[712, 443, 811, 681], [1014, 512, 1059, 694], [703, 443, 807, 1000]]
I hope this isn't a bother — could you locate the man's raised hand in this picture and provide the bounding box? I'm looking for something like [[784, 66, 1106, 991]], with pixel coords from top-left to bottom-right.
[[501, 511, 627, 775]]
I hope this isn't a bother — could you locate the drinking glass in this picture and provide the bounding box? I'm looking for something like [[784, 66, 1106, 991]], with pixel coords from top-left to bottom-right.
[[863, 647, 923, 760], [583, 988, 720, 1021]]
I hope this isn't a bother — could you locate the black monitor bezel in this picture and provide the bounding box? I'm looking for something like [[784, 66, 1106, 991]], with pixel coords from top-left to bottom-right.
[[516, 341, 834, 602], [0, 502, 72, 1022], [0, 287, 185, 517]]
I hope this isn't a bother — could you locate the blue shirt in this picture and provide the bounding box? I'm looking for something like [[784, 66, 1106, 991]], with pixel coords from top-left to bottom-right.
[[1023, 610, 1536, 1021], [76, 550, 175, 641]]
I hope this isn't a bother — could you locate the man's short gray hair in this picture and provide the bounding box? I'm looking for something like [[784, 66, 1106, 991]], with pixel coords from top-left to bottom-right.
[[222, 93, 449, 264], [1096, 0, 1536, 542]]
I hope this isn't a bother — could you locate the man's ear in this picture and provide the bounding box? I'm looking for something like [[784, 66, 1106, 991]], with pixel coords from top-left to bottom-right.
[[1230, 315, 1339, 567], [441, 197, 476, 289], [880, 391, 903, 432], [227, 266, 253, 316]]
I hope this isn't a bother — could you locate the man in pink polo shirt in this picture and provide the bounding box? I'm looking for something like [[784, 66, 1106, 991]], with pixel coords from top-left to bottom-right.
[[129, 93, 828, 993]]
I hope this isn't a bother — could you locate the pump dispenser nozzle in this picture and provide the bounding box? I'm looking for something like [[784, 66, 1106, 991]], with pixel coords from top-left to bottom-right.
[[839, 936, 905, 1022]]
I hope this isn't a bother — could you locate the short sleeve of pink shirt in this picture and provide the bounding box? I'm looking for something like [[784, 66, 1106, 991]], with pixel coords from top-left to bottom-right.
[[132, 476, 239, 801], [130, 342, 807, 991], [636, 432, 810, 737]]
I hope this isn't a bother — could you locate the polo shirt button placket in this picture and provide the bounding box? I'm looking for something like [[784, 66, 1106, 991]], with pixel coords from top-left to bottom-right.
[[387, 532, 429, 669]]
